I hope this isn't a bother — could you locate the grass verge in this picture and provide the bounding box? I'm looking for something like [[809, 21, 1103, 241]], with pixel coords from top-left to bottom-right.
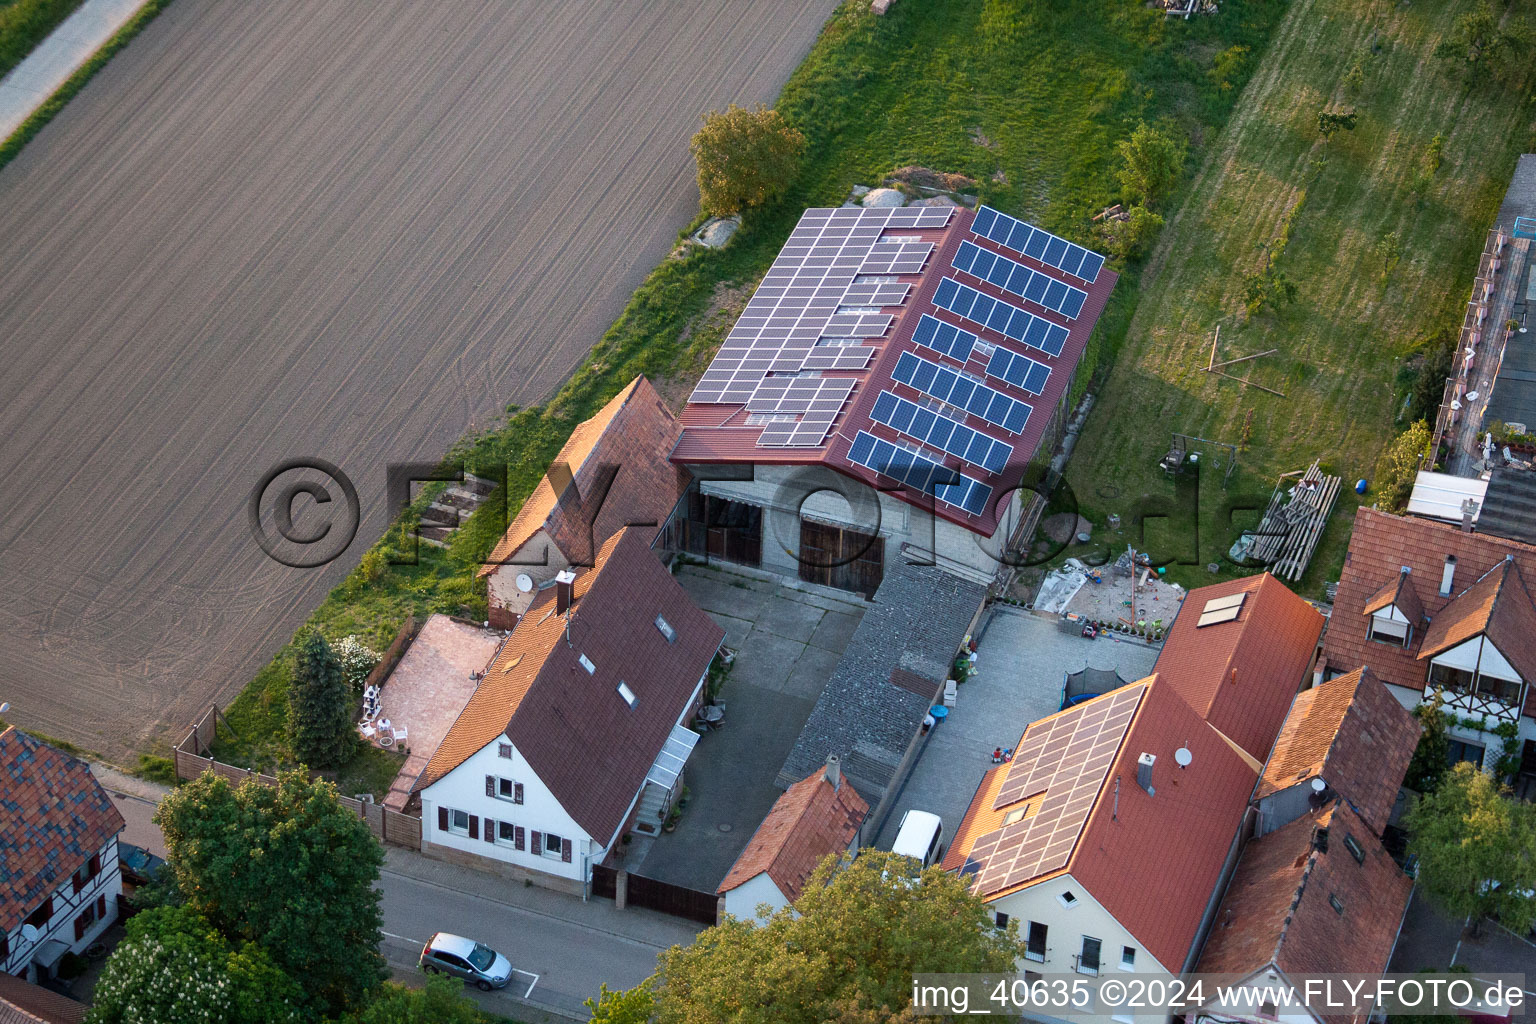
[[1065, 0, 1536, 597], [0, 0, 86, 78], [201, 0, 1287, 786], [0, 0, 170, 172]]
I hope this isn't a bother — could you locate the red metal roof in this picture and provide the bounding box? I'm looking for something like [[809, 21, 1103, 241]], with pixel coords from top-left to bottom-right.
[[673, 206, 1117, 535]]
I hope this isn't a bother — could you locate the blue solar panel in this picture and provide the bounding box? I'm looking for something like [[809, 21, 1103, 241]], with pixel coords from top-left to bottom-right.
[[932, 277, 1069, 358], [986, 348, 1051, 396], [952, 241, 1087, 321], [911, 314, 979, 363], [870, 391, 1013, 474], [846, 430, 995, 517], [892, 352, 1031, 434], [972, 205, 1104, 284]]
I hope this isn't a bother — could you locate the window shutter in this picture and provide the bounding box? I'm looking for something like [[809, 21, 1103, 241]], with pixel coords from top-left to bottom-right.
[[96, 895, 106, 919], [468, 815, 479, 840], [485, 775, 495, 798], [75, 915, 87, 940], [531, 830, 542, 854], [483, 819, 496, 844], [514, 782, 524, 805], [561, 838, 572, 863], [514, 826, 525, 851], [438, 807, 449, 832], [72, 869, 83, 896], [90, 854, 100, 877]]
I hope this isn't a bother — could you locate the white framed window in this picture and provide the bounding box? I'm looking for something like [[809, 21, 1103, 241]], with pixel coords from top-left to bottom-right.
[[1367, 613, 1410, 647], [496, 821, 517, 845], [618, 681, 637, 707], [543, 832, 564, 857], [1120, 945, 1136, 970], [449, 809, 470, 836], [1077, 935, 1102, 975], [1025, 921, 1047, 962], [579, 654, 595, 674], [1057, 890, 1079, 908], [495, 777, 524, 804]]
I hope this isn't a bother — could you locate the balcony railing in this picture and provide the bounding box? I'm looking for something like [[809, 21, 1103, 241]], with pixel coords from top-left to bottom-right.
[[1424, 684, 1522, 723]]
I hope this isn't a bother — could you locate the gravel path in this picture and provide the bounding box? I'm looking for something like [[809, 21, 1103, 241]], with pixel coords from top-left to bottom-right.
[[0, 0, 835, 759]]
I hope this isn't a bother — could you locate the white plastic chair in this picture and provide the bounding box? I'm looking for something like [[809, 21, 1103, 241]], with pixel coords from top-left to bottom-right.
[[392, 725, 408, 747], [943, 679, 957, 708], [358, 720, 377, 741]]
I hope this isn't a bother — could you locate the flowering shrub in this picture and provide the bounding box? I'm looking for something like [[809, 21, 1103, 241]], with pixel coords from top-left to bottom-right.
[[334, 635, 380, 693]]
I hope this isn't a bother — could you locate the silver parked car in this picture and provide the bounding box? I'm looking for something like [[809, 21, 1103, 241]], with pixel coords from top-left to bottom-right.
[[418, 932, 513, 991]]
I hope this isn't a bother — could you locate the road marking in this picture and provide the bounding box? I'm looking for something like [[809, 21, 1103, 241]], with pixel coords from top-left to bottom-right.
[[513, 968, 540, 999], [382, 931, 421, 944]]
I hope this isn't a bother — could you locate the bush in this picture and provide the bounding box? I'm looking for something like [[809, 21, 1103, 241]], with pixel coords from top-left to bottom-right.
[[690, 104, 805, 217], [1115, 122, 1185, 209], [1374, 420, 1432, 513]]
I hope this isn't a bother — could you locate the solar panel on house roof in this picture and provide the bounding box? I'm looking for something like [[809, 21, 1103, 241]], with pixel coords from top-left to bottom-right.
[[986, 347, 1051, 396], [911, 314, 979, 363], [932, 277, 1070, 358], [869, 391, 1013, 474], [687, 206, 954, 413], [953, 240, 1088, 320], [1195, 591, 1247, 627], [971, 205, 1106, 284], [846, 430, 993, 516], [891, 351, 1031, 434], [969, 684, 1144, 894]]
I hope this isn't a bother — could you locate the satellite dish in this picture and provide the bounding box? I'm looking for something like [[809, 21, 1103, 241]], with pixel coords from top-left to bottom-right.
[[1451, 400, 1462, 411], [20, 924, 39, 943], [1311, 777, 1327, 793], [1467, 391, 1481, 401], [515, 573, 534, 593], [1174, 747, 1193, 768], [0, 702, 10, 715]]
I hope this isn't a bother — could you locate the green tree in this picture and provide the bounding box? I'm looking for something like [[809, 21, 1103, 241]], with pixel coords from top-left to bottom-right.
[[1407, 329, 1455, 423], [345, 977, 486, 1024], [690, 104, 806, 218], [1317, 107, 1358, 142], [1404, 695, 1450, 793], [610, 850, 1020, 1024], [1406, 762, 1536, 935], [87, 907, 302, 1024], [1434, 3, 1516, 68], [1115, 123, 1185, 209], [587, 981, 656, 1024], [1374, 229, 1402, 280], [156, 769, 386, 1016], [1373, 420, 1432, 513], [1103, 205, 1164, 262], [288, 627, 353, 769]]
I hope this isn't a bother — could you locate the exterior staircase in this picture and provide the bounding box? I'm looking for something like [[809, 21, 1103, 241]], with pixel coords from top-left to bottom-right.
[[630, 781, 672, 836], [418, 473, 499, 547]]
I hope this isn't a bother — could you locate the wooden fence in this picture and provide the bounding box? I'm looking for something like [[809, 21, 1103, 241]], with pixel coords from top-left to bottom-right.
[[173, 704, 422, 850], [591, 864, 719, 926]]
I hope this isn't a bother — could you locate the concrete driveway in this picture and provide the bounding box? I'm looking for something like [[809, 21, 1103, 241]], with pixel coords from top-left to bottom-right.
[[632, 563, 864, 892], [874, 606, 1160, 849], [0, 0, 837, 759]]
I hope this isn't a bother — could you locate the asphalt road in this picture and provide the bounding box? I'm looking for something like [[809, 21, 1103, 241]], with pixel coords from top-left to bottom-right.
[[0, 0, 835, 758]]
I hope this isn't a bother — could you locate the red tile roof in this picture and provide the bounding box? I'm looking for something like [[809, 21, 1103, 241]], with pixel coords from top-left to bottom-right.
[[673, 206, 1117, 536], [1154, 573, 1326, 762], [1416, 558, 1536, 682], [1197, 801, 1412, 1024], [1362, 567, 1425, 627], [480, 376, 689, 577], [1257, 668, 1420, 835], [717, 766, 868, 902], [420, 529, 723, 844], [0, 976, 87, 1024], [946, 677, 1258, 971], [0, 728, 125, 934], [1323, 507, 1536, 718]]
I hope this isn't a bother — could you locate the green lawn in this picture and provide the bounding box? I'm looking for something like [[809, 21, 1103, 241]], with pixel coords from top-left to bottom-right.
[[202, 0, 1288, 785], [0, 0, 85, 78], [1065, 0, 1536, 597]]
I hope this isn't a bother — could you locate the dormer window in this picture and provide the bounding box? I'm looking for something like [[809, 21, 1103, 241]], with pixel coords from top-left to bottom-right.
[[1367, 611, 1410, 647]]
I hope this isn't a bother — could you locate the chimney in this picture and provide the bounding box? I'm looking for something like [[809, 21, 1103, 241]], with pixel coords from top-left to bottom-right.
[[1136, 752, 1156, 795], [555, 569, 577, 615], [1439, 555, 1457, 597], [824, 754, 842, 791], [1460, 498, 1480, 533]]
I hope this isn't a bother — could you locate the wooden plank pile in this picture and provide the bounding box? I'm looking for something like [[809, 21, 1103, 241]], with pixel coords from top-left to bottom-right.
[[1246, 460, 1341, 581]]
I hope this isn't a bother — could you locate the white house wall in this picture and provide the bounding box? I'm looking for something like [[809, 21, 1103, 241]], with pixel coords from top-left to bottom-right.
[[721, 873, 788, 922], [990, 873, 1173, 1024], [422, 738, 597, 883], [698, 463, 1016, 586], [1381, 667, 1536, 772], [0, 837, 122, 981], [1428, 635, 1520, 680], [1196, 970, 1319, 1024]]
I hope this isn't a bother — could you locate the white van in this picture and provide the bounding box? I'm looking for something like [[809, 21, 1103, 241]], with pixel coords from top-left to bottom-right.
[[891, 809, 944, 868]]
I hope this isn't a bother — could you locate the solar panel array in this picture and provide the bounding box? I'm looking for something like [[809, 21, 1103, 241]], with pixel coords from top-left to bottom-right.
[[869, 391, 1013, 473], [911, 314, 978, 363], [969, 684, 1144, 895], [953, 240, 1088, 320], [986, 347, 1050, 396], [689, 207, 952, 443], [750, 377, 857, 447], [972, 205, 1106, 284], [891, 352, 1031, 434], [847, 430, 993, 517], [932, 278, 1069, 358]]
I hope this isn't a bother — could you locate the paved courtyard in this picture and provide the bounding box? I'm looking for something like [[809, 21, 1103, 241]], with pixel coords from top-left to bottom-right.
[[1390, 894, 1536, 977], [874, 605, 1160, 851], [633, 563, 865, 892]]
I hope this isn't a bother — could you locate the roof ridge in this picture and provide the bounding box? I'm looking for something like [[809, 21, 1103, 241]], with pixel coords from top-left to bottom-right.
[[1270, 817, 1328, 964]]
